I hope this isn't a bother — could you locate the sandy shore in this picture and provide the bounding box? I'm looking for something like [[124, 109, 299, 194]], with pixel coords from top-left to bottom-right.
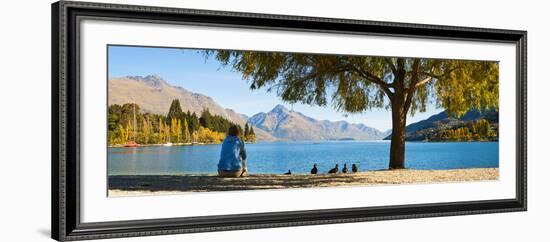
[[108, 168, 498, 196]]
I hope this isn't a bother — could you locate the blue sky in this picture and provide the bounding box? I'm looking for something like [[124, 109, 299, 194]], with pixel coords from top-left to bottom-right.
[[108, 45, 443, 131]]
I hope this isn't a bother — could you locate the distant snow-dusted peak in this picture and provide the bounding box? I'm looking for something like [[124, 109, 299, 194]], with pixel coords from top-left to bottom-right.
[[248, 104, 386, 140], [270, 104, 290, 113], [125, 75, 168, 88]]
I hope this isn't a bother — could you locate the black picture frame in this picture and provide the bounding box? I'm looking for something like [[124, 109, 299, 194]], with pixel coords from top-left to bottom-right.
[[51, 1, 527, 241]]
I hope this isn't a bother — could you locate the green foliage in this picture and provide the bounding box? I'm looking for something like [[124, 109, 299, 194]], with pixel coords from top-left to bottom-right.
[[199, 109, 213, 130], [244, 123, 250, 136], [167, 99, 183, 121], [237, 125, 244, 140], [107, 103, 257, 145], [430, 60, 499, 117], [429, 119, 498, 141], [107, 104, 121, 131], [195, 126, 225, 143], [181, 116, 191, 143], [246, 124, 256, 143], [205, 50, 499, 117], [187, 111, 200, 134]]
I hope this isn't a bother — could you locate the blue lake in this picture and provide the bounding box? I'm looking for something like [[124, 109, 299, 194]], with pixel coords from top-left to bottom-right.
[[107, 141, 499, 175]]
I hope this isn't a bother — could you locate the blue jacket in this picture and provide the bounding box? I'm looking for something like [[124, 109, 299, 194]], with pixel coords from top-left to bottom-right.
[[217, 135, 247, 171]]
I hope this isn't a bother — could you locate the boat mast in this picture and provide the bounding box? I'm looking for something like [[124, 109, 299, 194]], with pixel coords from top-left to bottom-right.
[[132, 96, 137, 141]]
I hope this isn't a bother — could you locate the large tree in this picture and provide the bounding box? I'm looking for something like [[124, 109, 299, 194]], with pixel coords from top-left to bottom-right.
[[207, 51, 498, 169], [167, 99, 183, 122]]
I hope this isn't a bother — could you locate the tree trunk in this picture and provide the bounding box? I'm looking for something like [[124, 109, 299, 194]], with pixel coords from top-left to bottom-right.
[[389, 95, 407, 169]]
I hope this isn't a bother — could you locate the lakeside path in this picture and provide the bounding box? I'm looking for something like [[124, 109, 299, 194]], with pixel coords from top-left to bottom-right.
[[109, 168, 498, 196]]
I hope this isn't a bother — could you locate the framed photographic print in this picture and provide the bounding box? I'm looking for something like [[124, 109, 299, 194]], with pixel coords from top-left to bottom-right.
[[52, 1, 527, 241]]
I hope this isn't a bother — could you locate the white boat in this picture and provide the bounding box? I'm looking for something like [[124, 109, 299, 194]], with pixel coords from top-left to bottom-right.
[[163, 142, 173, 147]]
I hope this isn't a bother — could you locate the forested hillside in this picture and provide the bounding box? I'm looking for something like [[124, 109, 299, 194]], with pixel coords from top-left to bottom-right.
[[107, 99, 256, 146]]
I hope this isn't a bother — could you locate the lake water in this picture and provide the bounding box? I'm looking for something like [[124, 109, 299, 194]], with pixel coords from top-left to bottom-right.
[[107, 141, 498, 175]]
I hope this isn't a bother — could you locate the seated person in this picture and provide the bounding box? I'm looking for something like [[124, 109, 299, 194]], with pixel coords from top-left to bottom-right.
[[217, 125, 248, 177]]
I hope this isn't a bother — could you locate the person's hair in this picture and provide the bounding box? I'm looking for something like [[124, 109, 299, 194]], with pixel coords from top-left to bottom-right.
[[227, 125, 240, 137]]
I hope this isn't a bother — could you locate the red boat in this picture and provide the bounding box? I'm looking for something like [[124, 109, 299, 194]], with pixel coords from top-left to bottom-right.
[[123, 141, 140, 147]]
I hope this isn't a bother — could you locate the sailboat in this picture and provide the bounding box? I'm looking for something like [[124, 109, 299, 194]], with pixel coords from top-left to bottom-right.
[[124, 101, 140, 147], [163, 123, 173, 146]]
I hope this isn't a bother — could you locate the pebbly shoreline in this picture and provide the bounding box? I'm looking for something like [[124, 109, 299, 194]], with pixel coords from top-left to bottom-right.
[[108, 168, 498, 196]]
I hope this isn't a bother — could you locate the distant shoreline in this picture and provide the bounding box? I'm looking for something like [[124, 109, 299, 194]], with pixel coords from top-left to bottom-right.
[[407, 139, 499, 143], [108, 142, 219, 148], [108, 139, 498, 148], [108, 168, 498, 196]]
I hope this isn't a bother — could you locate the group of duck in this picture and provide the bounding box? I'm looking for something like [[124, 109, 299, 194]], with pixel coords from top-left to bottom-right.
[[283, 163, 359, 175]]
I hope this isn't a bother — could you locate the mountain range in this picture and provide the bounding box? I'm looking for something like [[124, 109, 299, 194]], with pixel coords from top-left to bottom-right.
[[108, 75, 388, 141], [109, 75, 275, 141], [109, 75, 245, 122], [249, 105, 387, 140]]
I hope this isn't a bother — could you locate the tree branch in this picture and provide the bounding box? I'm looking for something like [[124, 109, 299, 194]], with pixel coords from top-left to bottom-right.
[[384, 57, 397, 74], [344, 64, 394, 98], [345, 64, 385, 85], [419, 66, 460, 80], [414, 76, 432, 88], [404, 59, 421, 112], [419, 71, 443, 78]]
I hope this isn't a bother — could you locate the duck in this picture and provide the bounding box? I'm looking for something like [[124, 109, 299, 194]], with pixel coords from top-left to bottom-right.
[[284, 169, 292, 175], [311, 163, 318, 175], [328, 164, 339, 174], [342, 163, 348, 174], [352, 164, 358, 173]]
